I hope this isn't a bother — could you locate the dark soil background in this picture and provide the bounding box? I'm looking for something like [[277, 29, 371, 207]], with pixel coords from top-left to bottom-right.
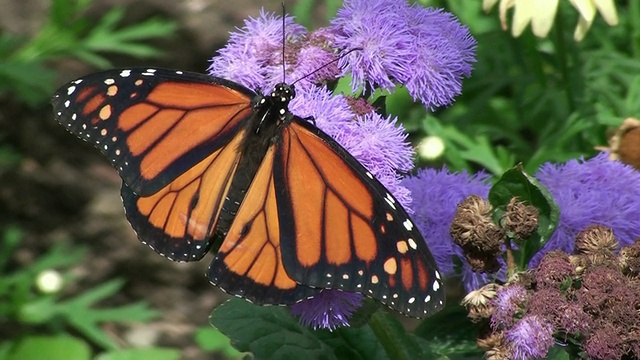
[[0, 1, 327, 358]]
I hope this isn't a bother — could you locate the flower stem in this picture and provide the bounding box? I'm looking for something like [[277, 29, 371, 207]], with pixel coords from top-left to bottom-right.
[[369, 311, 418, 360], [505, 238, 517, 277]]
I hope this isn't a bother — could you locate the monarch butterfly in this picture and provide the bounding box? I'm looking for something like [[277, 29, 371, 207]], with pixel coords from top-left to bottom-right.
[[51, 67, 445, 317]]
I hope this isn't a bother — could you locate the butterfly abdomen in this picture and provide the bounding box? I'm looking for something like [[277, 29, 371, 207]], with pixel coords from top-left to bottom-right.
[[215, 91, 285, 237]]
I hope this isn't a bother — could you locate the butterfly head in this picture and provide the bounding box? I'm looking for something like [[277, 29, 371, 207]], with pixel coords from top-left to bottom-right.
[[269, 83, 296, 114]]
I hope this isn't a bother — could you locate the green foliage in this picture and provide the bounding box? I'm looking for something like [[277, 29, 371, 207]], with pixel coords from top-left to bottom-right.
[[5, 335, 91, 360], [414, 304, 482, 358], [0, 0, 176, 107], [0, 227, 163, 358], [194, 327, 245, 359], [211, 298, 482, 360], [393, 0, 639, 176], [488, 164, 560, 270], [94, 348, 181, 360]]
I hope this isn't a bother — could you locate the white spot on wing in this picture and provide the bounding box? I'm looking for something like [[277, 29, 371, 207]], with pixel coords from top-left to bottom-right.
[[403, 219, 414, 231], [384, 193, 396, 210], [120, 70, 131, 77], [67, 86, 76, 95], [433, 281, 440, 291]]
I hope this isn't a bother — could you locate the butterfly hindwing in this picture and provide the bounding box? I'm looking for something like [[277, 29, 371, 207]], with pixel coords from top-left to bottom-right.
[[207, 145, 320, 304], [120, 128, 248, 261], [274, 118, 446, 317], [52, 68, 255, 196]]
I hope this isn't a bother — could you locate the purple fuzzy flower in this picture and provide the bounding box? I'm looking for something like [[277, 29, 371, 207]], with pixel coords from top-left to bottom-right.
[[290, 290, 363, 331], [337, 112, 415, 206], [331, 0, 476, 108], [332, 0, 413, 91], [403, 7, 476, 108], [530, 153, 640, 267], [289, 85, 354, 134], [505, 315, 554, 359], [208, 10, 307, 91], [401, 168, 497, 291], [490, 285, 527, 329], [264, 33, 340, 90]]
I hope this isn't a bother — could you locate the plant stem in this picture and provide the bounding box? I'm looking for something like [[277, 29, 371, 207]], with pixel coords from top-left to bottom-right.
[[369, 311, 414, 360]]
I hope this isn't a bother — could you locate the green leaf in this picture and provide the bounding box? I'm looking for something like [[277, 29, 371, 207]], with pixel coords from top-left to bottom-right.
[[367, 311, 423, 360], [95, 348, 181, 360], [414, 304, 482, 357], [7, 335, 91, 360], [81, 8, 176, 61], [18, 296, 58, 324], [488, 164, 560, 269], [211, 298, 336, 360], [35, 279, 159, 350], [194, 327, 244, 358], [0, 225, 22, 270], [545, 345, 571, 360], [317, 325, 386, 360], [0, 60, 56, 107]]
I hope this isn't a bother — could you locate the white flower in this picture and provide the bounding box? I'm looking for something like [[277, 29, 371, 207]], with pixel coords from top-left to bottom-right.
[[484, 0, 618, 41]]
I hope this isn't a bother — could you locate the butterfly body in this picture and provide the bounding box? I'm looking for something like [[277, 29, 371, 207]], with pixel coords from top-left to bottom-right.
[[52, 68, 445, 317], [213, 84, 294, 241]]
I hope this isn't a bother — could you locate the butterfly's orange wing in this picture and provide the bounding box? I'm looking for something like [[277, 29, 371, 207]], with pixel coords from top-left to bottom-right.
[[273, 119, 445, 317], [121, 128, 247, 261], [52, 68, 256, 260], [208, 145, 320, 304], [52, 68, 254, 196]]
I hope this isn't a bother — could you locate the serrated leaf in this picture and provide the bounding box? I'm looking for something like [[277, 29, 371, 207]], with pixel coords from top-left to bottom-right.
[[211, 298, 336, 360], [488, 164, 559, 269]]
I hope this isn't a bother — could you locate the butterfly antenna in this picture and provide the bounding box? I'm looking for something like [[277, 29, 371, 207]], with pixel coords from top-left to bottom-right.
[[291, 47, 361, 86], [282, 2, 286, 84]]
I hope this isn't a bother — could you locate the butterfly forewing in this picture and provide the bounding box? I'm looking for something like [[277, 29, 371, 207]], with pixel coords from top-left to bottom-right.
[[52, 68, 255, 196], [274, 119, 445, 317]]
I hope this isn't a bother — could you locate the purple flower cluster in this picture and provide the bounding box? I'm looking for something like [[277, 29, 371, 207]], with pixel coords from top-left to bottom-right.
[[332, 0, 476, 108], [207, 1, 476, 330], [402, 168, 496, 292], [505, 315, 555, 359], [531, 153, 640, 266]]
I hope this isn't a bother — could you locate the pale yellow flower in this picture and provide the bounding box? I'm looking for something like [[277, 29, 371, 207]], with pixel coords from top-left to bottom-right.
[[484, 0, 559, 37], [483, 0, 618, 41], [568, 0, 618, 41]]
